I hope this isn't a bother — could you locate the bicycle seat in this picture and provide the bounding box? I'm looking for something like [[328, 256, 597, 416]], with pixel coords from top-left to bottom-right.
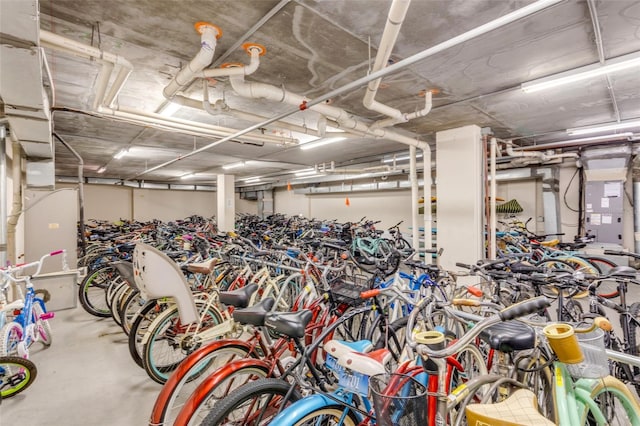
[[232, 297, 275, 326], [606, 265, 638, 279], [219, 283, 258, 308], [465, 389, 554, 426], [325, 340, 373, 359], [264, 309, 313, 339], [338, 349, 390, 377], [480, 320, 536, 353], [185, 258, 219, 275]]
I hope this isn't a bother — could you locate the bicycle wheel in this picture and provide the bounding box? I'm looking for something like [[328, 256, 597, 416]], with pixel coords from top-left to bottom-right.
[[372, 316, 410, 366], [628, 302, 640, 394], [200, 378, 302, 426], [128, 300, 164, 368], [32, 302, 52, 346], [118, 289, 144, 335], [181, 364, 270, 425], [561, 299, 583, 322], [0, 322, 23, 357], [292, 406, 359, 426], [585, 375, 640, 426], [142, 300, 224, 384], [517, 351, 554, 422], [78, 264, 115, 317], [0, 356, 37, 399], [108, 282, 130, 326], [151, 343, 253, 426]]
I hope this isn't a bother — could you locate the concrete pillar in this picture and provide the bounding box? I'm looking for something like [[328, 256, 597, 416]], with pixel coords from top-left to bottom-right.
[[217, 174, 235, 231], [436, 125, 484, 271]]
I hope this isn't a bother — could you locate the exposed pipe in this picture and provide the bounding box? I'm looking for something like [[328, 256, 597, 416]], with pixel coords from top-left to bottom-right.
[[0, 127, 7, 266], [40, 29, 133, 108], [371, 91, 432, 129], [422, 146, 432, 253], [633, 180, 640, 253], [7, 138, 22, 265], [505, 141, 578, 161], [199, 43, 262, 78], [228, 75, 430, 149], [409, 146, 420, 257], [162, 22, 221, 100], [40, 48, 56, 108], [92, 62, 113, 110], [489, 137, 497, 260], [54, 132, 86, 257], [363, 0, 412, 120]]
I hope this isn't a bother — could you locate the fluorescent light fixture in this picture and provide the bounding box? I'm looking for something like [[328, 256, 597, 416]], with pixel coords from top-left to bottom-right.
[[113, 149, 129, 160], [180, 173, 195, 180], [292, 168, 315, 174], [97, 166, 106, 174], [243, 177, 261, 183], [515, 133, 633, 151], [222, 161, 246, 170], [521, 52, 640, 93], [295, 169, 320, 177], [566, 119, 640, 136], [382, 153, 423, 163], [160, 101, 181, 116], [300, 137, 346, 151]]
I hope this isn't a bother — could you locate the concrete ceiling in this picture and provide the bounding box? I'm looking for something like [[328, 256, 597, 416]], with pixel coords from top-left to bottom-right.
[[6, 0, 640, 184]]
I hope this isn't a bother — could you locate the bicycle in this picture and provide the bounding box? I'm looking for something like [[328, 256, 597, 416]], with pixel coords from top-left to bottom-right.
[[0, 355, 37, 400], [0, 250, 67, 358]]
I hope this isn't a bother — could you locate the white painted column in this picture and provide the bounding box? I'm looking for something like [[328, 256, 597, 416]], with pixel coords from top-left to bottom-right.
[[436, 125, 484, 271], [217, 174, 235, 231]]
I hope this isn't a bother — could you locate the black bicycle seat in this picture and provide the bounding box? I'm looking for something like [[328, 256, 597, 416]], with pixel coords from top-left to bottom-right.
[[264, 310, 313, 339], [233, 297, 275, 326], [219, 283, 258, 308], [605, 266, 637, 279], [480, 320, 536, 353]]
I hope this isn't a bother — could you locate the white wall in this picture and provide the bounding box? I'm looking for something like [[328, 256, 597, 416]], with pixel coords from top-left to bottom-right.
[[496, 179, 543, 234], [235, 195, 257, 215], [133, 188, 216, 222]]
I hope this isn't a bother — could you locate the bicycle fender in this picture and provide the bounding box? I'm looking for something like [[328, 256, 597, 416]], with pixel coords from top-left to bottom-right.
[[270, 393, 359, 426], [173, 358, 271, 426]]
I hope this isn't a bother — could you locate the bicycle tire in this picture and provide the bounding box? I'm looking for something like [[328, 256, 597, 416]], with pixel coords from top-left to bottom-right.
[[0, 356, 37, 399], [128, 300, 163, 368], [32, 302, 52, 346], [78, 264, 115, 317], [582, 255, 620, 298], [372, 316, 409, 366], [517, 351, 555, 422], [109, 282, 130, 326], [179, 364, 271, 425], [199, 378, 302, 426], [118, 289, 143, 335], [151, 342, 254, 426], [561, 299, 583, 322], [628, 302, 640, 394], [291, 406, 359, 426], [584, 375, 640, 425], [0, 322, 23, 357], [142, 300, 224, 384]]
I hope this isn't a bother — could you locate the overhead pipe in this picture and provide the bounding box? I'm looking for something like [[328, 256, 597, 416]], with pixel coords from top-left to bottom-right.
[[130, 0, 561, 179], [0, 127, 7, 266], [199, 43, 264, 78], [162, 22, 221, 100], [6, 137, 22, 265], [371, 91, 432, 129], [54, 132, 87, 257], [315, 161, 393, 174], [40, 29, 133, 108], [422, 146, 432, 253], [409, 146, 420, 257]]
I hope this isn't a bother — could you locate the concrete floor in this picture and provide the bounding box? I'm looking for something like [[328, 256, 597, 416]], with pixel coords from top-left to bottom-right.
[[1, 305, 161, 425]]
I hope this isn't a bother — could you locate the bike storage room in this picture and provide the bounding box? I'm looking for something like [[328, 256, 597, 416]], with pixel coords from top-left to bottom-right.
[[3, 0, 640, 425]]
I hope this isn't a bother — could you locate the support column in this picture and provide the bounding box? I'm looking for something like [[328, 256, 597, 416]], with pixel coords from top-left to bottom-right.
[[436, 125, 483, 271], [217, 174, 235, 232]]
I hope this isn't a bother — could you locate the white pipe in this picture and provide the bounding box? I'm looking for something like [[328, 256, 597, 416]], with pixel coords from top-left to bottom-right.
[[200, 46, 261, 78], [228, 75, 430, 150], [96, 105, 296, 145], [40, 48, 56, 108], [505, 141, 578, 161], [489, 137, 497, 260], [163, 23, 220, 100], [92, 62, 114, 110], [409, 146, 420, 257], [7, 140, 22, 264], [371, 91, 432, 129], [422, 146, 432, 253], [40, 30, 133, 108], [363, 0, 411, 120]]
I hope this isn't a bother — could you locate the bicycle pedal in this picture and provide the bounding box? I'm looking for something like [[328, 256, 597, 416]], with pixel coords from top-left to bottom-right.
[[40, 312, 55, 320]]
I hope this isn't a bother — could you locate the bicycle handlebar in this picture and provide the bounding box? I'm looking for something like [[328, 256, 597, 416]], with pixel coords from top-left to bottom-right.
[[1, 249, 67, 280]]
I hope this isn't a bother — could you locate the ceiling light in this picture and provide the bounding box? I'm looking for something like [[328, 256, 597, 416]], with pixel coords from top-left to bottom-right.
[[222, 161, 246, 170], [566, 119, 640, 136], [381, 153, 423, 163], [180, 173, 196, 180], [97, 166, 106, 174], [113, 149, 129, 160], [160, 101, 181, 116], [300, 137, 346, 151], [521, 52, 640, 93]]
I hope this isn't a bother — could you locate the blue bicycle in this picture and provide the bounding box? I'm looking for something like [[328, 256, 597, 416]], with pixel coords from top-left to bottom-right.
[[0, 250, 67, 358]]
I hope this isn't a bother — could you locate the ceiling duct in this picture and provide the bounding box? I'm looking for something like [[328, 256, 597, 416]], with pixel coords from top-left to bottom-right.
[[0, 1, 52, 158]]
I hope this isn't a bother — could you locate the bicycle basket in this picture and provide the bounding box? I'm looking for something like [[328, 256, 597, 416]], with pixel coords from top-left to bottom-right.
[[370, 373, 427, 426], [566, 328, 608, 379], [329, 281, 366, 306]]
